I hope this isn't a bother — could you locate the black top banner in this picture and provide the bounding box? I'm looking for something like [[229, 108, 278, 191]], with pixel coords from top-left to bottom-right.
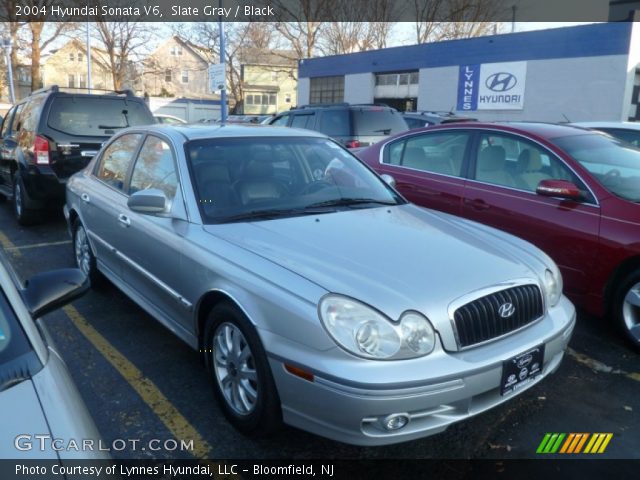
[[0, 0, 636, 22]]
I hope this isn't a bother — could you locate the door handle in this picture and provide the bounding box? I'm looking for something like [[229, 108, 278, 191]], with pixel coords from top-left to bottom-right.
[[465, 198, 491, 210], [117, 214, 131, 227], [80, 193, 90, 203]]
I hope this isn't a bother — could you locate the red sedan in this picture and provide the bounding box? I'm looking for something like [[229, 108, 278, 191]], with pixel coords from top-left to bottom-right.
[[357, 122, 640, 349]]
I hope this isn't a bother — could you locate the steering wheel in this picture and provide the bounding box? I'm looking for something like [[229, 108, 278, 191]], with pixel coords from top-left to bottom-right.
[[603, 168, 621, 186], [300, 180, 334, 195]]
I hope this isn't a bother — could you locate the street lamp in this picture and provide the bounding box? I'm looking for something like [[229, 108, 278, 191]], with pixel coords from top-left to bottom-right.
[[1, 38, 15, 103]]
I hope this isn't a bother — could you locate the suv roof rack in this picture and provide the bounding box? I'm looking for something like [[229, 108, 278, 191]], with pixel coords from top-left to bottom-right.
[[30, 85, 136, 97], [298, 102, 350, 109], [351, 103, 393, 108]]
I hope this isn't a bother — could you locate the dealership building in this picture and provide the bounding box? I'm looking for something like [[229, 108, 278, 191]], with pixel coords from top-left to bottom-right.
[[297, 21, 640, 122]]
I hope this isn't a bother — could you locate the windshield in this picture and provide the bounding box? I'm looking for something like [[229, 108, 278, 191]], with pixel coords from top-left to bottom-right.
[[551, 133, 640, 202], [48, 97, 154, 136], [186, 136, 404, 223], [0, 289, 40, 392]]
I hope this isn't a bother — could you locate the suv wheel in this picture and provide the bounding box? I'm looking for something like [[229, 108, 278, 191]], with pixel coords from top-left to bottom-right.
[[613, 270, 640, 351], [203, 302, 281, 435], [13, 176, 39, 225]]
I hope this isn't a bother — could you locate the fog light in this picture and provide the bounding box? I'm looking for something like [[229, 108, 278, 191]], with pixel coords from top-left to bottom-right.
[[382, 413, 410, 431]]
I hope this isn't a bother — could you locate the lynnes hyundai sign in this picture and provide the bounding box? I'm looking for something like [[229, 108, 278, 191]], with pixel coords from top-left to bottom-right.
[[457, 61, 527, 111]]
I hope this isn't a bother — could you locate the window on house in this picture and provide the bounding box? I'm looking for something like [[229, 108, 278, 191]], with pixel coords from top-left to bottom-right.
[[79, 74, 86, 88], [69, 52, 74, 61], [181, 70, 189, 83], [285, 93, 291, 103], [68, 74, 75, 88], [171, 46, 183, 56], [78, 52, 83, 62], [271, 71, 278, 81], [165, 69, 172, 82], [245, 93, 277, 106], [309, 76, 344, 104]]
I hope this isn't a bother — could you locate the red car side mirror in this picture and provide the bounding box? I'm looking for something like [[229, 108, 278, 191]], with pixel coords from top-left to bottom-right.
[[536, 179, 582, 201]]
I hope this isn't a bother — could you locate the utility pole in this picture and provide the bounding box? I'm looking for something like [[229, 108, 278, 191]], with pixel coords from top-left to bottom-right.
[[86, 20, 92, 92], [218, 0, 227, 123], [2, 38, 15, 103]]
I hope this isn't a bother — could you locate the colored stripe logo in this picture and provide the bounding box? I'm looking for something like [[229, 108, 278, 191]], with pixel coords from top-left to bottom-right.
[[537, 433, 613, 454]]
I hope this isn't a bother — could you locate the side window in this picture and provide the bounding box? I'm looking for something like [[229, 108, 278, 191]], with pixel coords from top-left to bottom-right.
[[95, 133, 142, 191], [270, 114, 290, 127], [9, 104, 24, 134], [129, 136, 178, 199], [290, 113, 315, 129], [18, 95, 46, 133], [0, 106, 17, 137], [389, 131, 470, 177], [387, 141, 405, 165], [475, 133, 589, 196]]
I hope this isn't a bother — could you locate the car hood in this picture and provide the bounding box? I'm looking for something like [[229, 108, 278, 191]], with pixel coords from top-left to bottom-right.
[[0, 379, 56, 459], [205, 204, 549, 350]]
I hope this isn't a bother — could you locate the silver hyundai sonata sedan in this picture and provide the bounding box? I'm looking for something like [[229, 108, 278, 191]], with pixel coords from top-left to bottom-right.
[[64, 124, 575, 446]]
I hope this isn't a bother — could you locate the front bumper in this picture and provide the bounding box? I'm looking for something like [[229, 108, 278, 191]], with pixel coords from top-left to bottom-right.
[[267, 297, 576, 446]]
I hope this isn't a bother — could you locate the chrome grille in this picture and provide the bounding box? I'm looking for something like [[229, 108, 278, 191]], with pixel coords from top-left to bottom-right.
[[453, 284, 543, 349]]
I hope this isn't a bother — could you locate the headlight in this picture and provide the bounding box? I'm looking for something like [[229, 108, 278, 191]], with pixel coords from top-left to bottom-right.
[[319, 295, 436, 360], [544, 268, 563, 307]]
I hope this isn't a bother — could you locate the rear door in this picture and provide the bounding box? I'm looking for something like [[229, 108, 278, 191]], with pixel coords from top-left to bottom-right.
[[376, 129, 473, 216], [0, 104, 23, 189], [461, 131, 601, 297]]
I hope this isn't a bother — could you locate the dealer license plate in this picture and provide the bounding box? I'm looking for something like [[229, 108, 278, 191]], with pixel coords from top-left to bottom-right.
[[500, 345, 545, 396]]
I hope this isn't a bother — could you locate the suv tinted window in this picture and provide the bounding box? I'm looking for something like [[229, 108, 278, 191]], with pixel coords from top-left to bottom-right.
[[19, 95, 47, 133], [0, 106, 16, 137], [96, 133, 142, 190], [48, 97, 153, 136], [318, 110, 350, 136], [353, 109, 407, 136], [291, 113, 315, 129]]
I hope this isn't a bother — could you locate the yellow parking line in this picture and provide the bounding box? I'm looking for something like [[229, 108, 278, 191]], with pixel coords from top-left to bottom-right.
[[567, 348, 640, 383], [0, 230, 21, 257], [63, 305, 213, 459], [5, 240, 71, 251]]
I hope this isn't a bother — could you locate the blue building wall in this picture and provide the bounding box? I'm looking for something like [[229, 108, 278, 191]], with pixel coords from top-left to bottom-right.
[[298, 23, 633, 78]]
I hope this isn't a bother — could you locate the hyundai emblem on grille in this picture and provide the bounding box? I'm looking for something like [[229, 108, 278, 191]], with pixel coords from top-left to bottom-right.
[[498, 302, 516, 318]]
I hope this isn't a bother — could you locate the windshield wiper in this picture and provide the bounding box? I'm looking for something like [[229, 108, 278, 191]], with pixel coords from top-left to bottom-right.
[[218, 207, 334, 223], [98, 125, 126, 129], [307, 198, 398, 208]]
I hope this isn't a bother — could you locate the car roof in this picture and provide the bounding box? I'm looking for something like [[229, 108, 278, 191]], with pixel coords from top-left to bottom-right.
[[570, 121, 640, 131], [142, 123, 329, 141], [425, 121, 595, 139]]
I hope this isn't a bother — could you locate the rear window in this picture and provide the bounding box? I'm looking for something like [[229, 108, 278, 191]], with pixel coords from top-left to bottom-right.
[[318, 110, 350, 136], [352, 109, 408, 136], [48, 97, 154, 136]]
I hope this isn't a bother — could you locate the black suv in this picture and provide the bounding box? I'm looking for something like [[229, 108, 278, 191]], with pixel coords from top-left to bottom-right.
[[0, 86, 155, 224], [266, 103, 408, 148]]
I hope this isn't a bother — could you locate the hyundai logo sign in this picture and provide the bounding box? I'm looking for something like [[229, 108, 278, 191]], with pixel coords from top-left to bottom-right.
[[485, 72, 517, 92], [498, 302, 516, 318]]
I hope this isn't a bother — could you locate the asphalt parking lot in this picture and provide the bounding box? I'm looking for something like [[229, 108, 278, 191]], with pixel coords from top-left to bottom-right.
[[1, 201, 638, 461]]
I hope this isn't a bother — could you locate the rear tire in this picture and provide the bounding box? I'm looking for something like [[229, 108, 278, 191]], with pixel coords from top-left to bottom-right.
[[612, 270, 640, 351], [13, 176, 40, 226], [72, 219, 102, 286], [204, 302, 282, 436]]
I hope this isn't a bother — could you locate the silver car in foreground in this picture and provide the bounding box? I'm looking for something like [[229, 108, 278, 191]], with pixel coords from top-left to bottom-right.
[[64, 124, 575, 446], [0, 250, 105, 459]]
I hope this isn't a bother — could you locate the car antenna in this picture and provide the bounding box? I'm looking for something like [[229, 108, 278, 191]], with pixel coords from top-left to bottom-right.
[[561, 113, 571, 123]]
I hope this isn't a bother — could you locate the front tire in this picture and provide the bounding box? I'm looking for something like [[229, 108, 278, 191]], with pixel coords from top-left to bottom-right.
[[204, 302, 281, 435], [613, 270, 640, 351], [73, 219, 102, 286]]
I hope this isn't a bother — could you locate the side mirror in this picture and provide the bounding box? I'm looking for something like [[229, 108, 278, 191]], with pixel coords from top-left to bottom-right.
[[21, 269, 89, 318], [536, 179, 582, 201], [127, 188, 168, 214], [380, 174, 396, 188]]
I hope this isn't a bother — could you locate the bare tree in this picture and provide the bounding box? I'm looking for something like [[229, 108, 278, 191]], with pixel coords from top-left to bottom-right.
[[94, 6, 153, 90], [28, 22, 77, 91], [0, 2, 26, 99], [414, 0, 503, 43]]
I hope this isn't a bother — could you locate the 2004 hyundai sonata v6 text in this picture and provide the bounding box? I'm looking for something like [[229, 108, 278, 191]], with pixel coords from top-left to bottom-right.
[[64, 124, 575, 446]]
